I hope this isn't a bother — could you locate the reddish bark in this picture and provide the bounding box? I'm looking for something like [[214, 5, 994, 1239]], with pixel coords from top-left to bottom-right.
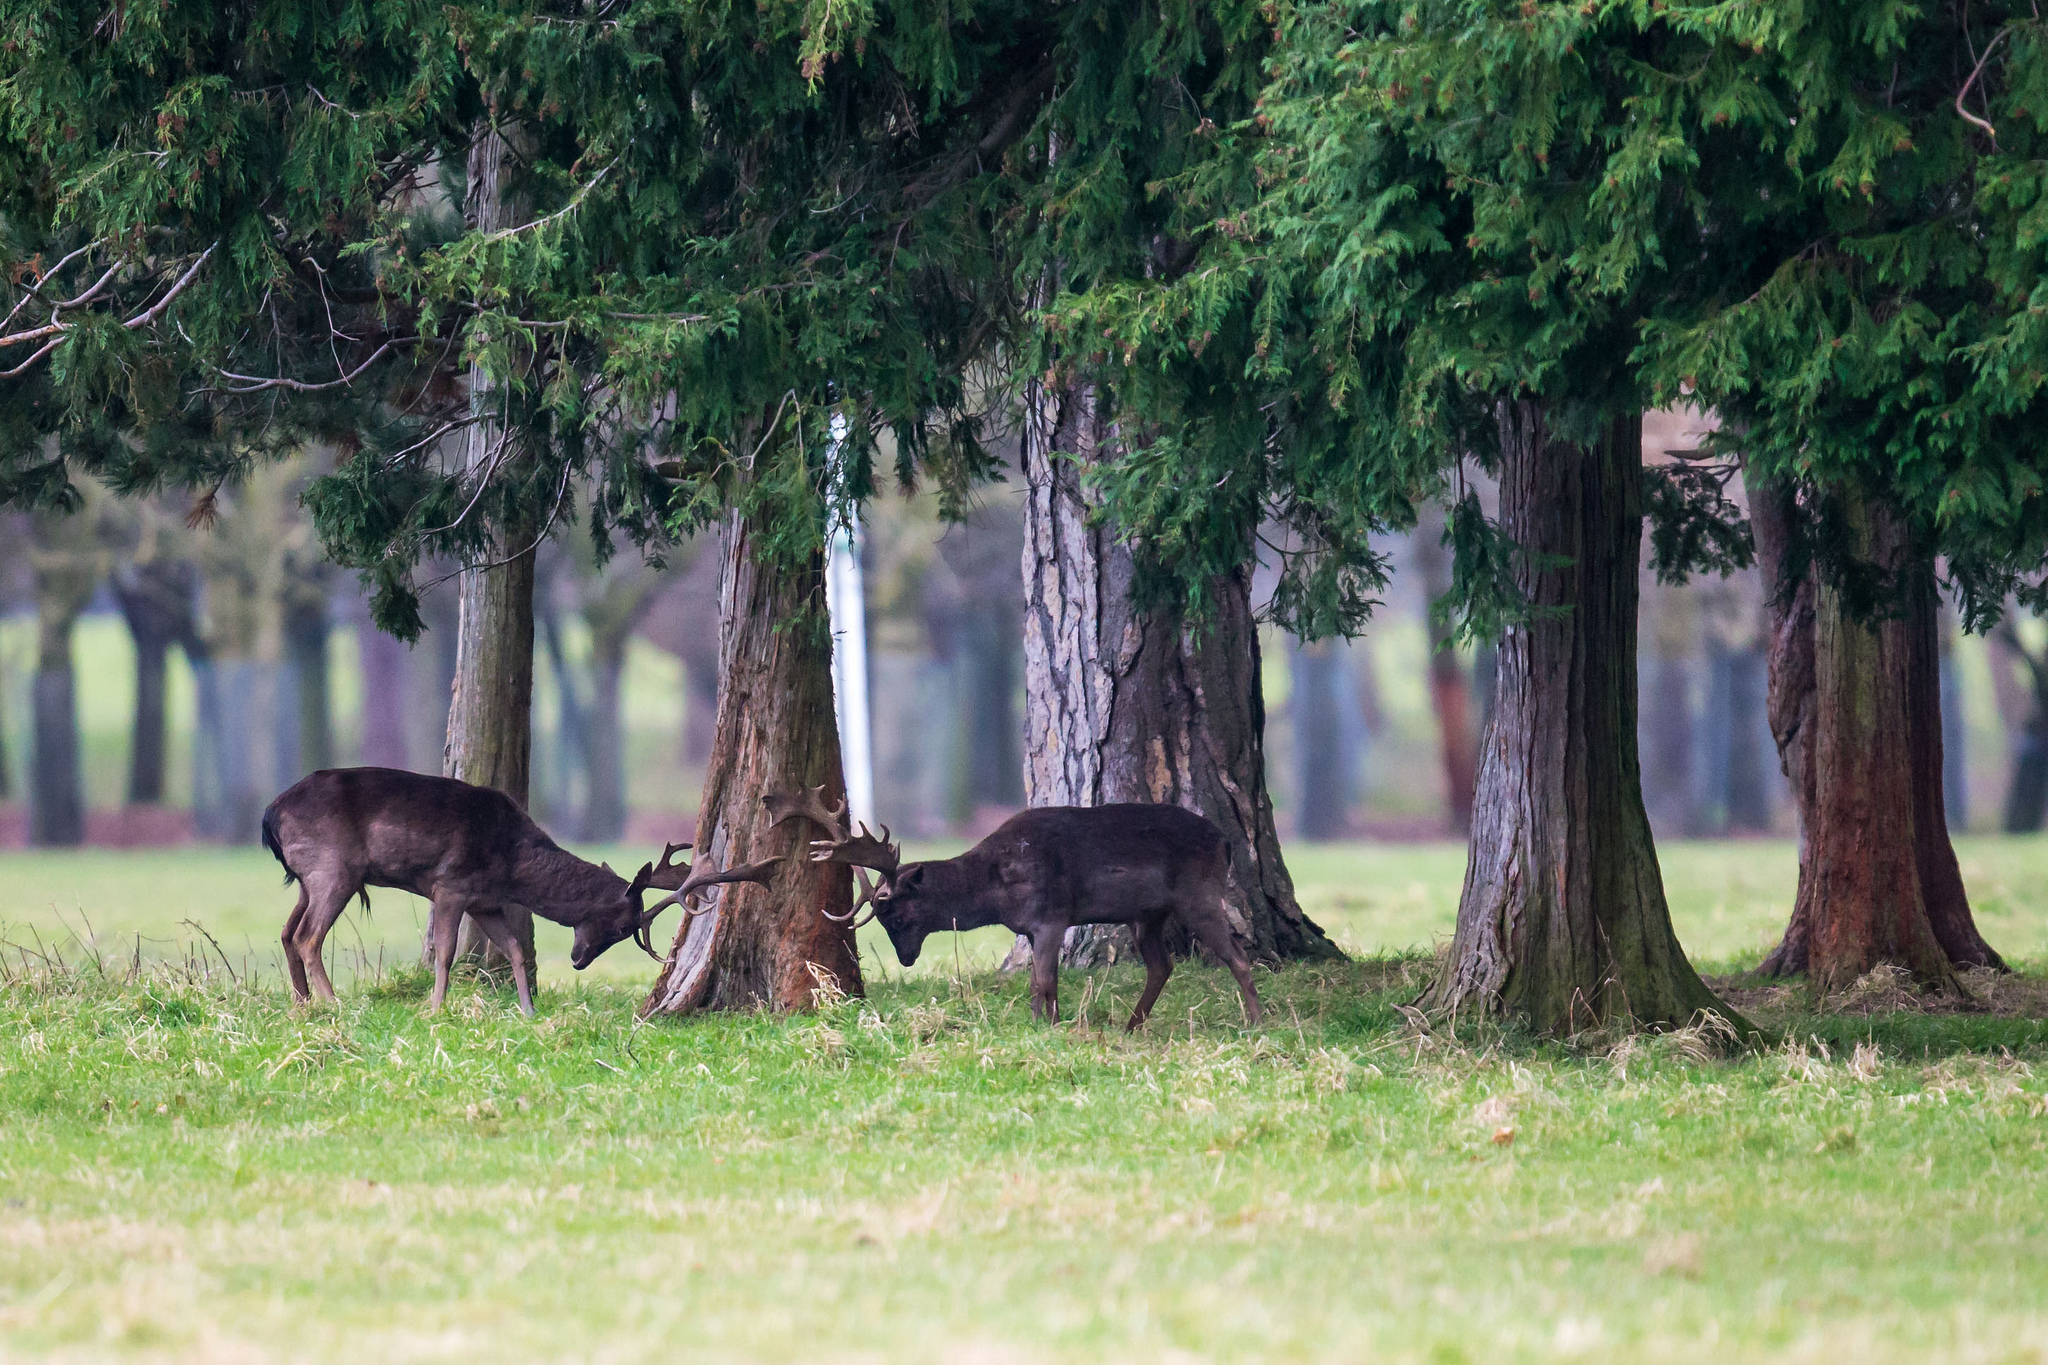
[[641, 510, 861, 1014]]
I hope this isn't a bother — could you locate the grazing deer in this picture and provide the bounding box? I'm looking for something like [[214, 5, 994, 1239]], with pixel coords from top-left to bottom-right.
[[764, 789, 1262, 1029], [262, 768, 776, 1015]]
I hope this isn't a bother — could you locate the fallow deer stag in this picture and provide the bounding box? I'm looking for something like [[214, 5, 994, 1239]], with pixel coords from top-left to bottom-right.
[[262, 768, 778, 1015], [763, 788, 1262, 1029]]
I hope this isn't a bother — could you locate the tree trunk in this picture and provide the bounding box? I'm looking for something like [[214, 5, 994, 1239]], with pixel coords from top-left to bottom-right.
[[285, 594, 333, 776], [1749, 471, 1820, 976], [1413, 505, 1479, 834], [1423, 403, 1725, 1033], [112, 559, 199, 806], [442, 121, 540, 981], [29, 523, 95, 847], [1751, 480, 2000, 983], [642, 512, 861, 1014], [1014, 381, 1339, 970], [1796, 498, 1960, 993], [583, 632, 628, 842], [1289, 638, 1348, 839], [356, 618, 411, 769], [1722, 643, 1773, 832]]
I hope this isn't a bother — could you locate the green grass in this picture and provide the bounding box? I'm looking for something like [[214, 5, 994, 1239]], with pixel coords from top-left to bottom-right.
[[2, 841, 2047, 1361]]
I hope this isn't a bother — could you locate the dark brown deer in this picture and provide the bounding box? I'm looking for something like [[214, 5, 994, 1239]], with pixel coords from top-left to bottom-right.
[[262, 768, 776, 1015], [764, 789, 1262, 1029]]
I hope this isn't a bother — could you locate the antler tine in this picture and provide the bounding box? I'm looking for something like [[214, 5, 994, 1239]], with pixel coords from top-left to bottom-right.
[[762, 785, 849, 843], [808, 820, 899, 880]]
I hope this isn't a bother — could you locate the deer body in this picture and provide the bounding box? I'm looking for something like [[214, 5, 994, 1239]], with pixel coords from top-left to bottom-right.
[[770, 795, 1262, 1029], [263, 768, 771, 1015]]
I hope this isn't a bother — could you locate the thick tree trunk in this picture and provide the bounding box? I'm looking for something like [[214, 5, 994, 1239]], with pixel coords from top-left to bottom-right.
[[1413, 505, 1479, 834], [1797, 499, 1958, 992], [642, 513, 861, 1014], [1752, 480, 1999, 983], [1424, 403, 1725, 1033], [443, 120, 540, 981], [1014, 382, 1338, 970]]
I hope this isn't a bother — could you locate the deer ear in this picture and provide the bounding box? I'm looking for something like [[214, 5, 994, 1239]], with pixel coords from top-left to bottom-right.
[[600, 861, 616, 878]]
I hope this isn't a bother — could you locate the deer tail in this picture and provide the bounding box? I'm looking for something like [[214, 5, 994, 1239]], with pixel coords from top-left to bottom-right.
[[261, 804, 298, 887]]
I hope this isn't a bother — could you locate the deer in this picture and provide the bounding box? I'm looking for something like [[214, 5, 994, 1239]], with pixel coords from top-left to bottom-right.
[[261, 767, 777, 1016], [763, 788, 1263, 1030]]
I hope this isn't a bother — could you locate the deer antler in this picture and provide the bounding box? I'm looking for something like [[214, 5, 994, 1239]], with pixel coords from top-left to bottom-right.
[[627, 846, 780, 959], [763, 787, 900, 928]]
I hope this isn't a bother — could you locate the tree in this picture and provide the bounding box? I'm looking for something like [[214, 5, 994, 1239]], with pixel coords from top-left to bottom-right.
[[109, 508, 204, 807], [26, 508, 101, 845], [1411, 504, 1479, 835], [1641, 3, 2048, 990], [1006, 0, 1341, 971], [1061, 0, 1774, 1032]]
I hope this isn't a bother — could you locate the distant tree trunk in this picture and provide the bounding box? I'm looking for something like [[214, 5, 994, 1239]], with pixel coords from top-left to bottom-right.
[[443, 120, 539, 981], [1412, 506, 1478, 834], [536, 600, 588, 830], [1424, 403, 1725, 1033], [29, 520, 95, 847], [1988, 612, 2046, 831], [583, 627, 629, 842], [1722, 643, 1773, 832], [1640, 583, 1700, 838], [356, 620, 411, 769], [963, 611, 1023, 809], [1289, 638, 1348, 839], [112, 559, 199, 805], [284, 593, 333, 776], [1014, 382, 1338, 971], [643, 512, 861, 1014], [1939, 605, 1967, 831]]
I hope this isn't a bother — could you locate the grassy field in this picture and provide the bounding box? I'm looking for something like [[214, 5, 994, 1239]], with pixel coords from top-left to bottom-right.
[[2, 840, 2047, 1362]]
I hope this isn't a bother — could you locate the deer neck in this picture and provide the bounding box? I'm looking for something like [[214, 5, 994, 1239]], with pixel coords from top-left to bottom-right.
[[917, 856, 1007, 931], [511, 836, 629, 927]]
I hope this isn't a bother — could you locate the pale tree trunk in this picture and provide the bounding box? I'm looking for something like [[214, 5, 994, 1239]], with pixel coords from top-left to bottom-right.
[[443, 121, 540, 984], [642, 512, 861, 1014], [1010, 381, 1338, 972], [1424, 403, 1725, 1033]]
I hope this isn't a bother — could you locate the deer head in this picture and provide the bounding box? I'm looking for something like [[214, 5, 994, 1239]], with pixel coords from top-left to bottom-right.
[[571, 841, 780, 970]]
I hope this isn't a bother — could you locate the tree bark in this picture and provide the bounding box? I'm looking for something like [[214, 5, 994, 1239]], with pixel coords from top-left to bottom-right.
[[1014, 381, 1338, 970], [442, 121, 540, 981], [1423, 403, 1725, 1033], [642, 512, 861, 1014], [1412, 504, 1478, 835], [1752, 479, 2000, 983]]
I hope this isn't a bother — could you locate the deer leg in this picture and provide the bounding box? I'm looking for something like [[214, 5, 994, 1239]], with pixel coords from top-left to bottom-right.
[[1028, 926, 1065, 1023], [281, 883, 312, 1003], [1125, 919, 1174, 1032], [1183, 904, 1262, 1028], [293, 881, 355, 1006], [470, 913, 535, 1018], [426, 899, 465, 1013]]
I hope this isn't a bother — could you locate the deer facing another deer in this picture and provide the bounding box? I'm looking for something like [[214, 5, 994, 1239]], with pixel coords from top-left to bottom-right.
[[261, 767, 1262, 1029], [764, 788, 1263, 1030], [261, 767, 775, 1016]]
